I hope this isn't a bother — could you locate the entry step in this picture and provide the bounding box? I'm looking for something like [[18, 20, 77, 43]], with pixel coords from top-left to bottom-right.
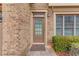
[[30, 44, 45, 51]]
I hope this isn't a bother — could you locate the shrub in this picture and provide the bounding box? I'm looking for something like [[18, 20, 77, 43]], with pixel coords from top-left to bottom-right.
[[53, 36, 71, 52], [52, 36, 79, 52], [70, 43, 79, 56]]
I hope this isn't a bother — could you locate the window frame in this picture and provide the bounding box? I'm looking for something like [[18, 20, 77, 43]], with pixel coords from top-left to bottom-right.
[[55, 14, 79, 36]]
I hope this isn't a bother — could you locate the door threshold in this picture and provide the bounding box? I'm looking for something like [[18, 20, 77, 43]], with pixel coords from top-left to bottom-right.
[[33, 43, 44, 44], [30, 43, 45, 51]]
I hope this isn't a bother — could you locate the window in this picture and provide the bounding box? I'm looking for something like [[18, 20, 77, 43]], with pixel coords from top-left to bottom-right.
[[56, 15, 79, 36], [56, 15, 63, 35], [33, 12, 45, 17], [64, 15, 74, 36], [34, 18, 43, 36], [76, 16, 79, 35]]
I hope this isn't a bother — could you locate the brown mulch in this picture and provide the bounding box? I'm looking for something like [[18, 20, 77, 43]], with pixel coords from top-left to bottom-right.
[[56, 51, 71, 56]]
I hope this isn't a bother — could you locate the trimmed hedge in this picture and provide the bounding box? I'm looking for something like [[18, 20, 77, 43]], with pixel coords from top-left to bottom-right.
[[70, 43, 79, 56], [52, 36, 79, 52]]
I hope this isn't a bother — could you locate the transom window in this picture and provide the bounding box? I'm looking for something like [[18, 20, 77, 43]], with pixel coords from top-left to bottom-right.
[[56, 15, 79, 36]]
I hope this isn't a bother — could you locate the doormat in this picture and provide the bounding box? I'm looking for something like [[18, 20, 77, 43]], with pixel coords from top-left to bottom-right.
[[30, 44, 45, 51]]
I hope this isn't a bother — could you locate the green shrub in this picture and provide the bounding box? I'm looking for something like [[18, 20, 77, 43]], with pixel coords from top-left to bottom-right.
[[70, 43, 79, 56], [52, 36, 79, 52]]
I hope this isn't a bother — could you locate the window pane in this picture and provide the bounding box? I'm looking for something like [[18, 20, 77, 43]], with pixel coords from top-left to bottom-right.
[[34, 17, 43, 36], [76, 28, 79, 35], [35, 28, 42, 32], [65, 28, 74, 36], [56, 15, 63, 25], [56, 15, 63, 35], [35, 18, 42, 24], [76, 16, 79, 35], [56, 24, 63, 28], [56, 28, 63, 35], [64, 15, 74, 36]]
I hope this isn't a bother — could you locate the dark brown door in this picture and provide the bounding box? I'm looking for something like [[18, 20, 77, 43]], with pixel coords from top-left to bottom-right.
[[33, 17, 44, 43]]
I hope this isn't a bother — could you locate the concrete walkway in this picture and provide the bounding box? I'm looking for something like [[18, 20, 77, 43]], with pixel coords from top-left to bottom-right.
[[27, 47, 57, 56]]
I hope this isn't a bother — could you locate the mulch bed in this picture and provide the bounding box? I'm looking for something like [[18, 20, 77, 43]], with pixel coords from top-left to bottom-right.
[[56, 51, 71, 56]]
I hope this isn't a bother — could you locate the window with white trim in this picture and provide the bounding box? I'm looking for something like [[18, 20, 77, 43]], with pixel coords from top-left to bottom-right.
[[56, 15, 79, 36]]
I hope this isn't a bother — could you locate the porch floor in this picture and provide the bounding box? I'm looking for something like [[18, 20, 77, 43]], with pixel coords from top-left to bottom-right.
[[27, 44, 57, 56]]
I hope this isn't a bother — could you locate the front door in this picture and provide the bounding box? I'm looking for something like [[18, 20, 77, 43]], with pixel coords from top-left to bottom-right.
[[33, 17, 44, 43]]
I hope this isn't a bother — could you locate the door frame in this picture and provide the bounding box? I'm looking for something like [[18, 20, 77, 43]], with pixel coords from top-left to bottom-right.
[[31, 10, 47, 47]]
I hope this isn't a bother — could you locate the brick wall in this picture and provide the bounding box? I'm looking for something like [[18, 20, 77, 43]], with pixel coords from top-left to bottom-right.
[[2, 4, 31, 55], [31, 3, 48, 10], [47, 7, 54, 43]]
